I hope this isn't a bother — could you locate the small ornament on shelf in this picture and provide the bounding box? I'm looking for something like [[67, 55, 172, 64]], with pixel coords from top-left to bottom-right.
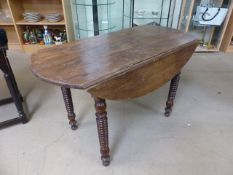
[[22, 25, 66, 46], [29, 31, 37, 44], [62, 29, 67, 43], [135, 9, 145, 18], [43, 25, 53, 45], [152, 11, 160, 19], [35, 28, 43, 42], [23, 26, 30, 44], [54, 33, 63, 45]]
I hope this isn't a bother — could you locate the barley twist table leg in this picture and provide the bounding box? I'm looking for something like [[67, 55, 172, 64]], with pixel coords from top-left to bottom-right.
[[94, 97, 110, 166], [165, 72, 181, 117], [61, 87, 78, 130]]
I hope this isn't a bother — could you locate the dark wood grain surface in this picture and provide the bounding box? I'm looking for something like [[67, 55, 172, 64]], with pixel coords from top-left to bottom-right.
[[30, 25, 198, 165], [31, 25, 197, 89], [88, 42, 197, 100]]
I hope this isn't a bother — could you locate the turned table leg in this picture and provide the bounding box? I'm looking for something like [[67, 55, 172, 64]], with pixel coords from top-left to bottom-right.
[[61, 87, 78, 130], [165, 72, 181, 117], [94, 97, 110, 166]]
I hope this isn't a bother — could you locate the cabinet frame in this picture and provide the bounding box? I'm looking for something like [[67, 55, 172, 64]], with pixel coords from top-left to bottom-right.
[[220, 2, 233, 53], [178, 0, 233, 52], [0, 0, 74, 53]]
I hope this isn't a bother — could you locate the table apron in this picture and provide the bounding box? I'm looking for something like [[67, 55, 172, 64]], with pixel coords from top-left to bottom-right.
[[88, 43, 196, 100]]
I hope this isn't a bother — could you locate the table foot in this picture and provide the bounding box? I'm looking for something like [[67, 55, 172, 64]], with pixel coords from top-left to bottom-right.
[[19, 112, 28, 124], [101, 155, 110, 166], [164, 73, 180, 117], [94, 97, 110, 166], [61, 87, 78, 130], [70, 120, 78, 130]]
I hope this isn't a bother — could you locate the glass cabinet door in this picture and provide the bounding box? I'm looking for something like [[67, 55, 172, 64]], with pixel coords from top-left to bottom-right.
[[123, 0, 183, 29], [123, 0, 132, 28], [180, 0, 231, 51], [72, 0, 123, 39], [72, 0, 185, 39]]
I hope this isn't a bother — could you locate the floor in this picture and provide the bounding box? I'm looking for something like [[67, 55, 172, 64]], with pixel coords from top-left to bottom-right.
[[0, 51, 233, 175]]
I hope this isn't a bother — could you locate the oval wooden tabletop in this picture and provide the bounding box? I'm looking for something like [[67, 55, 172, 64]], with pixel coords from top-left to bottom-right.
[[31, 25, 197, 89]]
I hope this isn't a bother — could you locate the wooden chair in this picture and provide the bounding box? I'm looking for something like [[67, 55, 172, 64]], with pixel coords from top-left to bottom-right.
[[0, 28, 28, 129]]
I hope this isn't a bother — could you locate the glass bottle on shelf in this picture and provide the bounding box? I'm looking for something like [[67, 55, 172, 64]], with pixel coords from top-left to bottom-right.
[[43, 25, 53, 45]]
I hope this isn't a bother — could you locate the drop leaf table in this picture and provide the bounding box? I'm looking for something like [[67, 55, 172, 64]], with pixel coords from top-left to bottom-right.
[[30, 26, 198, 166]]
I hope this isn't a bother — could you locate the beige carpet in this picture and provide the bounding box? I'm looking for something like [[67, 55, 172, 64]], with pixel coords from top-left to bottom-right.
[[0, 51, 233, 175]]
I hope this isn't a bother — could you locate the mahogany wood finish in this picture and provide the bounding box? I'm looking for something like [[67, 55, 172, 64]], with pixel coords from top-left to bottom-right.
[[61, 87, 78, 130], [30, 25, 198, 166], [30, 26, 197, 89], [94, 97, 110, 166], [165, 73, 181, 117], [88, 44, 196, 100]]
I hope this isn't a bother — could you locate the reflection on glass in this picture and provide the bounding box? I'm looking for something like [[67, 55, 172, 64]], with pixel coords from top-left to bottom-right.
[[72, 0, 123, 39], [182, 0, 231, 51], [123, 0, 181, 29]]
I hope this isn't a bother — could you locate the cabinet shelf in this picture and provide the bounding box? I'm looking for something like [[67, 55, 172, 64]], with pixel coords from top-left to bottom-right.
[[16, 19, 65, 26], [23, 44, 56, 53], [73, 0, 115, 6], [195, 45, 218, 52], [79, 25, 115, 32], [124, 13, 168, 20], [78, 20, 115, 32], [0, 0, 75, 53], [220, 3, 233, 53], [0, 22, 14, 26]]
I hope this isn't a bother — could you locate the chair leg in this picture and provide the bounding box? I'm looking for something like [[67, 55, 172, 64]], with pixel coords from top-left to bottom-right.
[[61, 87, 78, 130], [94, 97, 110, 166], [4, 73, 28, 123], [165, 73, 181, 117], [4, 54, 23, 101], [8, 66, 24, 102]]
